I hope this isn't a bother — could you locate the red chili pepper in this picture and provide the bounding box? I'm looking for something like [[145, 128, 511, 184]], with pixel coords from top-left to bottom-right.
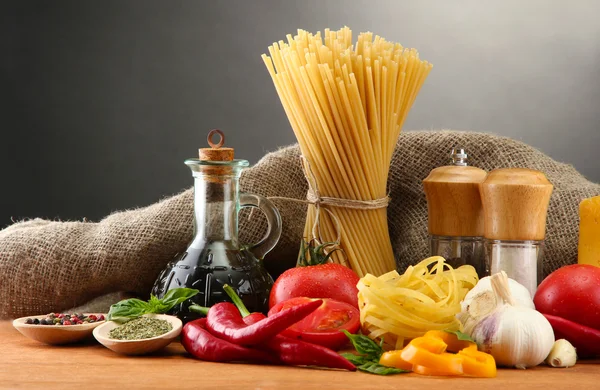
[[181, 318, 278, 363], [242, 312, 356, 371], [206, 300, 322, 345], [543, 313, 600, 357]]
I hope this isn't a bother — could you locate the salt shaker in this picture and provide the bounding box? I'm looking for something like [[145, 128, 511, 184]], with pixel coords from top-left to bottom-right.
[[423, 148, 488, 277], [480, 168, 553, 296]]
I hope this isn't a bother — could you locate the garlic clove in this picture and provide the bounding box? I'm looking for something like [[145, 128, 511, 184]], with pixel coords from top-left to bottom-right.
[[545, 339, 577, 368]]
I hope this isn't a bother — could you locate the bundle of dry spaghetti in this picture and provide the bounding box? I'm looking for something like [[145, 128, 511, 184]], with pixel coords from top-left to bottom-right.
[[262, 27, 432, 277]]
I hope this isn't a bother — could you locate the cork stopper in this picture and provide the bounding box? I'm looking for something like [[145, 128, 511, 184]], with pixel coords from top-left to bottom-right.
[[194, 129, 236, 180], [199, 129, 234, 161], [480, 168, 553, 241], [423, 164, 488, 237]]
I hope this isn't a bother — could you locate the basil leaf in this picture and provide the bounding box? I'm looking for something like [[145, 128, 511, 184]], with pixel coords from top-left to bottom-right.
[[127, 298, 150, 308], [147, 295, 170, 313], [340, 352, 369, 366], [446, 329, 475, 342], [341, 332, 409, 375], [357, 362, 408, 375], [107, 288, 199, 322], [161, 288, 200, 309], [107, 298, 151, 322], [341, 330, 383, 360], [109, 298, 148, 312]]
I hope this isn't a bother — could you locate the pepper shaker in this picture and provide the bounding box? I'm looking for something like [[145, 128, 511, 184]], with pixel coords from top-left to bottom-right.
[[480, 168, 553, 296], [423, 148, 488, 277]]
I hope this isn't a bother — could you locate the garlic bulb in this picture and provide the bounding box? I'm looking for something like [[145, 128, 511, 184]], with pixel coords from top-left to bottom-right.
[[545, 339, 577, 368], [461, 274, 535, 312], [459, 271, 555, 369]]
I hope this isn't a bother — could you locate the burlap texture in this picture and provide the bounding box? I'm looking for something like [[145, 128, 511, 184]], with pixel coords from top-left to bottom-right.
[[1, 130, 598, 318]]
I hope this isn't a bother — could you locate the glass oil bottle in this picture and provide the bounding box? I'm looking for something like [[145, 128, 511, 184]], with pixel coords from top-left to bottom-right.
[[152, 130, 282, 322]]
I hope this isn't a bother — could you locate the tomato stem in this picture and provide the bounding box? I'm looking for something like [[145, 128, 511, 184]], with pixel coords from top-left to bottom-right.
[[296, 238, 340, 267]]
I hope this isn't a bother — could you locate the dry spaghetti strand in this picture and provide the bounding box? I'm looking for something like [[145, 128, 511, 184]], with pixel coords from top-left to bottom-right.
[[262, 27, 432, 277]]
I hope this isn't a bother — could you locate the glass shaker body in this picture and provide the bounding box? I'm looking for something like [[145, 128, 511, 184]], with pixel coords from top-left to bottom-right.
[[430, 235, 487, 277], [485, 239, 544, 297]]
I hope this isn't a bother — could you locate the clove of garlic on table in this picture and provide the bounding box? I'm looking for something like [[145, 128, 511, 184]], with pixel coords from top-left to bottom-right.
[[545, 339, 577, 368]]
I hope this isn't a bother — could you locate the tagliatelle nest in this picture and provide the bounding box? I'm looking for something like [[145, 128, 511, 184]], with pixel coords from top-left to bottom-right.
[[358, 256, 479, 350]]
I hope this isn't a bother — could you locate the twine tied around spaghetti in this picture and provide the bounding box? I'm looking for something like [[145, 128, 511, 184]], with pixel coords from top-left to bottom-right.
[[254, 156, 390, 251]]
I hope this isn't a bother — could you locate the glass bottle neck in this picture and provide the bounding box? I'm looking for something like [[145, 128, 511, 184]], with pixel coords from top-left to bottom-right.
[[189, 171, 241, 250]]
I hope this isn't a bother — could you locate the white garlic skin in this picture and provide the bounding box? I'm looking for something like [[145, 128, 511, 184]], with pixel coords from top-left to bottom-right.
[[461, 276, 535, 312], [468, 305, 555, 369]]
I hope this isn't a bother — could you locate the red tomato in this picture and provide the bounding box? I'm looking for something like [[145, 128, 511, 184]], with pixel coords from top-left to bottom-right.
[[534, 264, 600, 330], [269, 263, 359, 309], [268, 297, 360, 350]]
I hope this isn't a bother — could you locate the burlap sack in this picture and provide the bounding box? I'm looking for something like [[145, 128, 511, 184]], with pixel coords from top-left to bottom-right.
[[1, 130, 598, 318]]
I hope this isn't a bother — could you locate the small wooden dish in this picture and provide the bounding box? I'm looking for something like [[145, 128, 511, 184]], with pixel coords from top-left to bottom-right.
[[93, 314, 182, 355], [12, 313, 106, 345]]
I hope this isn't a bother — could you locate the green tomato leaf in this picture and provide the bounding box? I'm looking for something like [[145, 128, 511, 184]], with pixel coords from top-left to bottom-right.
[[341, 330, 383, 360], [445, 329, 475, 342], [357, 362, 409, 375]]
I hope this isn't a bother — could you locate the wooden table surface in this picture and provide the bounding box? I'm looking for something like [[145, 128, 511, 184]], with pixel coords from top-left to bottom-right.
[[1, 321, 598, 389]]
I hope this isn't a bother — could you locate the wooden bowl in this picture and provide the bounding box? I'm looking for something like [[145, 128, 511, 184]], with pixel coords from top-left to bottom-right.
[[93, 314, 182, 355], [12, 313, 106, 345]]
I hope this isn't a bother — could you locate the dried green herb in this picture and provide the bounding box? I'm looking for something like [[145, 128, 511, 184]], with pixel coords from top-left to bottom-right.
[[108, 317, 172, 340]]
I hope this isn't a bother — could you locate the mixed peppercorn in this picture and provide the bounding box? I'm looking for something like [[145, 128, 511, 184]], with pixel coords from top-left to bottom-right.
[[24, 313, 105, 325]]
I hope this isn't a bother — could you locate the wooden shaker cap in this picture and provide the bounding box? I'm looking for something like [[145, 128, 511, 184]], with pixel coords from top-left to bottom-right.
[[480, 168, 553, 241], [198, 129, 234, 161], [423, 166, 488, 237]]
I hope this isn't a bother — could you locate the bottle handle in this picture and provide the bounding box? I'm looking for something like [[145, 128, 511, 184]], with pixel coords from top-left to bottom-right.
[[239, 193, 282, 260]]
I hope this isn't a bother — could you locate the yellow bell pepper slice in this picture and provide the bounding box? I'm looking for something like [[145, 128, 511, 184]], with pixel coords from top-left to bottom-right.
[[379, 350, 413, 371], [379, 333, 496, 378], [423, 330, 477, 352], [413, 362, 462, 376], [400, 337, 463, 375], [458, 345, 497, 378], [405, 335, 448, 353]]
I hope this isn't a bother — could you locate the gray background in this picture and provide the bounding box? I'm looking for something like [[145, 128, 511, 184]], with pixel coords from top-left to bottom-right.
[[2, 0, 599, 227]]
